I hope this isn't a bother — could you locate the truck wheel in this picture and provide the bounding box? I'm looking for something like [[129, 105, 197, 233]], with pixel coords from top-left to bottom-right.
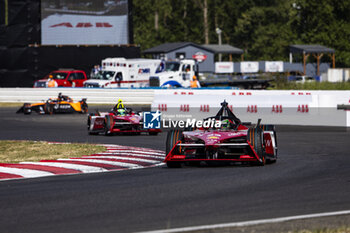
[[247, 127, 265, 166]]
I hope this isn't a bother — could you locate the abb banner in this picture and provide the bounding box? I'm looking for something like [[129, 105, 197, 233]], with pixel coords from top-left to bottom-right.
[[42, 14, 128, 45], [265, 61, 284, 72], [152, 89, 350, 127], [215, 62, 234, 73], [240, 62, 259, 73]]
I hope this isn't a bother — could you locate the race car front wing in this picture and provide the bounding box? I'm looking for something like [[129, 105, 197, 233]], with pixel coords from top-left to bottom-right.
[[164, 140, 264, 163]]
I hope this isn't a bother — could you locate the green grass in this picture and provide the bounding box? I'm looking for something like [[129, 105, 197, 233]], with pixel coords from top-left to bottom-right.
[[293, 227, 350, 233], [269, 77, 350, 90], [0, 140, 105, 163]]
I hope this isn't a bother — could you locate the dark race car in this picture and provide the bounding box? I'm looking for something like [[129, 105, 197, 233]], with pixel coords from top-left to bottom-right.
[[164, 100, 277, 167], [16, 93, 88, 115], [87, 101, 161, 136]]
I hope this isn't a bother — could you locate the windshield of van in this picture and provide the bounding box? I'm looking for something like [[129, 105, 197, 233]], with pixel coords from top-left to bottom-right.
[[93, 71, 115, 80], [165, 62, 180, 72]]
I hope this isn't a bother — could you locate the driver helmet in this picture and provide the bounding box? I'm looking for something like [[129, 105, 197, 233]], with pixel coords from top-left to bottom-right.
[[117, 108, 126, 116], [221, 119, 231, 130]]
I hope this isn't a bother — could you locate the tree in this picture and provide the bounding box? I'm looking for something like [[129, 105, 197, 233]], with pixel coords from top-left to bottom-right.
[[132, 0, 350, 67], [194, 0, 209, 44]]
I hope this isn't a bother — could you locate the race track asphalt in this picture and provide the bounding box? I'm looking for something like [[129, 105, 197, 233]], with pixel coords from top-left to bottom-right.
[[0, 106, 349, 233]]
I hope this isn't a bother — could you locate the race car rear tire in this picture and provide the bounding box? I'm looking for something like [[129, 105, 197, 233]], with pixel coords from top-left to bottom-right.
[[44, 103, 53, 115], [81, 103, 88, 114], [259, 124, 278, 162], [104, 115, 114, 136], [259, 124, 277, 146], [166, 129, 183, 155], [247, 127, 265, 166]]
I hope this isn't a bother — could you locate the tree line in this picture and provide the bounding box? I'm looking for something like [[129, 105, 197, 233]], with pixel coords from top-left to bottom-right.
[[133, 0, 350, 67]]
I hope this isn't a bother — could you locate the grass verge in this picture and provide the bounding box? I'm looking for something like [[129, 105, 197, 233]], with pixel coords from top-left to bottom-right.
[[293, 227, 350, 233], [269, 78, 350, 90], [0, 140, 106, 163], [0, 102, 24, 107]]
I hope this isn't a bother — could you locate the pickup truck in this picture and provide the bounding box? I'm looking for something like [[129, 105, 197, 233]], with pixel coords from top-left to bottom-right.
[[33, 69, 87, 88]]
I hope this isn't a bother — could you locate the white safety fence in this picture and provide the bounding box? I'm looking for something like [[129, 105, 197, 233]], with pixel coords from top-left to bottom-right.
[[151, 89, 350, 127], [0, 88, 155, 105], [1, 88, 349, 126]]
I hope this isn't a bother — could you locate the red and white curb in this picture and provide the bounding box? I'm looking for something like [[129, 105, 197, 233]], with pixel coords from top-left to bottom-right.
[[0, 144, 165, 181]]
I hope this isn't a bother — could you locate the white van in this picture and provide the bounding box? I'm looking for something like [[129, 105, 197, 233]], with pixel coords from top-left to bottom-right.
[[84, 58, 161, 88]]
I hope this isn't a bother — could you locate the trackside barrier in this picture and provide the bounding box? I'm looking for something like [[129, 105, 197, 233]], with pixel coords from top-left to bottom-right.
[[151, 89, 350, 127], [0, 88, 154, 105], [1, 88, 349, 126]]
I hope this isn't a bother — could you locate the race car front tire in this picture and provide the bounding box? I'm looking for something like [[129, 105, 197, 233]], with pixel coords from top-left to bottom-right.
[[23, 103, 31, 114], [166, 130, 184, 168], [87, 113, 98, 135], [247, 127, 265, 166], [166, 129, 183, 155], [104, 115, 114, 136]]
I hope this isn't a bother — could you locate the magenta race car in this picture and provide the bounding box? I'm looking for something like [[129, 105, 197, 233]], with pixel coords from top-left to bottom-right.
[[164, 101, 277, 167], [87, 106, 161, 136]]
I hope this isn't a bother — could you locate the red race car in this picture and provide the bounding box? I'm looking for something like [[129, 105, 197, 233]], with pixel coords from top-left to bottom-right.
[[87, 100, 161, 136], [164, 101, 277, 167]]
